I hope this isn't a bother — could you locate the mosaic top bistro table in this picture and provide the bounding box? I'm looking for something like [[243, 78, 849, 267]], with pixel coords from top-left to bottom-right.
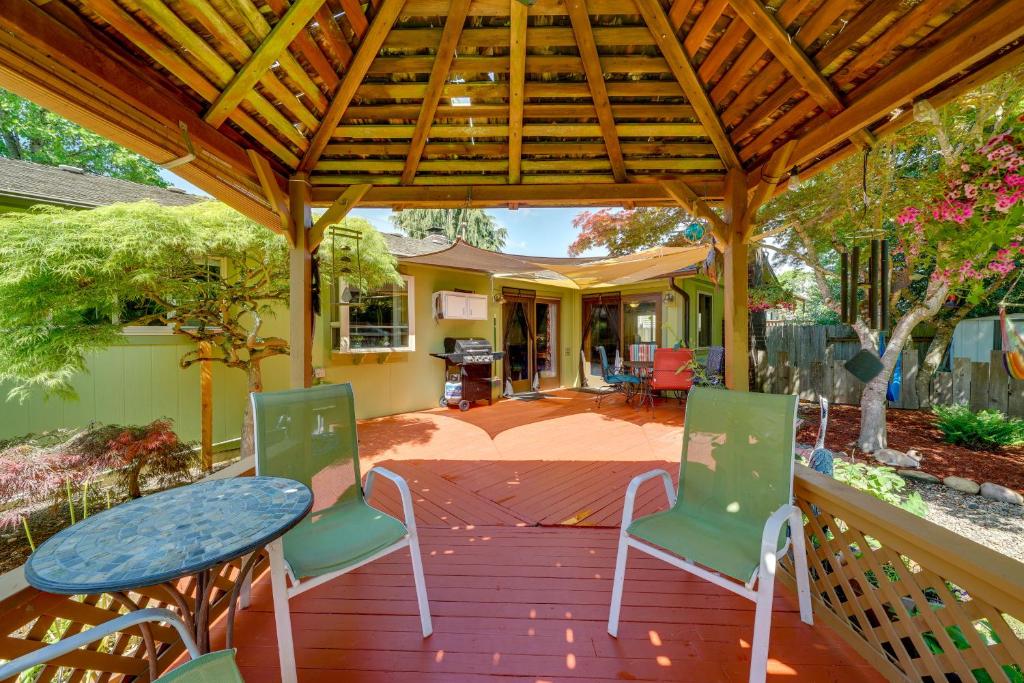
[[25, 476, 313, 679]]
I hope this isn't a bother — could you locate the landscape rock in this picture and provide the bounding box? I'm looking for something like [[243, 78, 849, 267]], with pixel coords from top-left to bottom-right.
[[900, 470, 939, 483], [872, 448, 923, 468], [979, 483, 1024, 506], [942, 476, 980, 494]]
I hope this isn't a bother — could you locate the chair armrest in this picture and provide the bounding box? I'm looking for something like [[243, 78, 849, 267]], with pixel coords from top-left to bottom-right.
[[0, 608, 200, 679], [365, 466, 420, 537], [760, 503, 799, 563], [621, 469, 677, 531]]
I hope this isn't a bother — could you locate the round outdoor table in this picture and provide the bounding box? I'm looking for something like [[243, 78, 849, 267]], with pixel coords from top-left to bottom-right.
[[623, 359, 655, 410], [25, 476, 312, 678]]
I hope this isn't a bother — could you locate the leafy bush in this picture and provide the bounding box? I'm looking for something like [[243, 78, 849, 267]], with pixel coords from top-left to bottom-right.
[[833, 460, 928, 516], [933, 403, 1024, 450]]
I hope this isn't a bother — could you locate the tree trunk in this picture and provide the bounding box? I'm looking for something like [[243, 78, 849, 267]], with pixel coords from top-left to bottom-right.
[[241, 363, 264, 461], [857, 281, 949, 452], [916, 320, 957, 407]]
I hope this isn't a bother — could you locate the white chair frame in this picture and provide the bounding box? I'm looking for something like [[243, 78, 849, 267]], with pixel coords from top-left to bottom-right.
[[262, 465, 432, 683], [606, 469, 814, 683], [0, 608, 202, 680]]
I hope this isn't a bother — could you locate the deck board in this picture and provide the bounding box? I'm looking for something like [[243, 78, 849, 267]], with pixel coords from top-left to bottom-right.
[[209, 391, 883, 682]]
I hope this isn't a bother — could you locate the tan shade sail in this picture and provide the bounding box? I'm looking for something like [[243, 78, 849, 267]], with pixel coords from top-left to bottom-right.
[[526, 245, 711, 288]]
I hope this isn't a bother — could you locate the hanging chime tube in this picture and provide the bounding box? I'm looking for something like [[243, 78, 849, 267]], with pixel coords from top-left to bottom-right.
[[880, 239, 890, 331], [850, 246, 861, 324], [869, 239, 880, 330], [840, 252, 850, 323]]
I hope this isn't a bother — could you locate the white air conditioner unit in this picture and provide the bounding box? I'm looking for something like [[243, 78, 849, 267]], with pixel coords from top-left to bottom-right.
[[433, 291, 488, 320]]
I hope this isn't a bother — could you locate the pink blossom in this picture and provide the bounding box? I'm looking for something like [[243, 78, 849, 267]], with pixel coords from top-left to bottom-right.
[[964, 183, 977, 198]]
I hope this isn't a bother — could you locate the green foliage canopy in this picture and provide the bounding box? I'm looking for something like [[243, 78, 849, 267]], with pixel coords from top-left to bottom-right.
[[0, 89, 168, 186], [0, 201, 400, 399], [391, 208, 508, 251]]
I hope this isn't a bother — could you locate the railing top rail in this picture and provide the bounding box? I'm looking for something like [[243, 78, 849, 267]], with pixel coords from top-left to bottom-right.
[[795, 464, 1024, 618]]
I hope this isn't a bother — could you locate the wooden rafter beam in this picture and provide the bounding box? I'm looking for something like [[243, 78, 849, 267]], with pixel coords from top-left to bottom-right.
[[791, 0, 1024, 169], [312, 181, 726, 208], [401, 0, 472, 185], [660, 178, 729, 251], [205, 0, 325, 127], [566, 0, 627, 182], [247, 149, 293, 241], [726, 0, 875, 150], [508, 0, 528, 185], [635, 0, 741, 171], [744, 139, 795, 241], [299, 0, 408, 173], [309, 184, 372, 249]]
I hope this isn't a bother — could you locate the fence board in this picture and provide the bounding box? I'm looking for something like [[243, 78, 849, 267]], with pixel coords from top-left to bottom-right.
[[987, 350, 1010, 413], [969, 362, 989, 411], [932, 372, 953, 406], [901, 350, 919, 409], [953, 358, 971, 405]]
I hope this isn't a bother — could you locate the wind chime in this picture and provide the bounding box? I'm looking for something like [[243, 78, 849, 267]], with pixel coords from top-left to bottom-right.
[[329, 225, 364, 310], [839, 238, 890, 330]]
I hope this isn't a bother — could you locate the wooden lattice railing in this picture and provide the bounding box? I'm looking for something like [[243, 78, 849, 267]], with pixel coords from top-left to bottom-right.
[[783, 465, 1024, 683], [0, 557, 261, 683]]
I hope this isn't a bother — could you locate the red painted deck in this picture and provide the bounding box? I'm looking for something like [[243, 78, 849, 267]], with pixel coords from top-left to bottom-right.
[[213, 391, 883, 682]]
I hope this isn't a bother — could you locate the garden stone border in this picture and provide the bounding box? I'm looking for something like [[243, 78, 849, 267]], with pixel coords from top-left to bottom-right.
[[896, 470, 1023, 506]]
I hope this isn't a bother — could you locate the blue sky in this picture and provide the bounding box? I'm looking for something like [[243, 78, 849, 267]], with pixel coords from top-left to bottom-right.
[[160, 169, 606, 257]]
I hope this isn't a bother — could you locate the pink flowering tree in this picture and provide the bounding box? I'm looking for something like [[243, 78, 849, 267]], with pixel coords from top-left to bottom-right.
[[852, 121, 1024, 451]]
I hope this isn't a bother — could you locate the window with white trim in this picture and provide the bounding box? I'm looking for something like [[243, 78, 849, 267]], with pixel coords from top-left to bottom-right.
[[333, 275, 415, 353]]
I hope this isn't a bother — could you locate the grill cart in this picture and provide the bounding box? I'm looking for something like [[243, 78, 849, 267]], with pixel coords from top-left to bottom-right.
[[430, 337, 503, 411]]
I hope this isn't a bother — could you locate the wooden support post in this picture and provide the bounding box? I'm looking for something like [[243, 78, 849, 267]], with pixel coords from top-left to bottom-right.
[[289, 174, 313, 389], [199, 341, 213, 471], [723, 167, 749, 391]]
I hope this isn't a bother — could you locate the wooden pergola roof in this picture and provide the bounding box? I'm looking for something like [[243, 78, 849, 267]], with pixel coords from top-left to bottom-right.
[[1, 0, 1022, 233]]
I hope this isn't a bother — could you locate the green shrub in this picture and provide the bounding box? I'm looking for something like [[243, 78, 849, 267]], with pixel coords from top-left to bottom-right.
[[933, 403, 1024, 450], [833, 460, 928, 516]]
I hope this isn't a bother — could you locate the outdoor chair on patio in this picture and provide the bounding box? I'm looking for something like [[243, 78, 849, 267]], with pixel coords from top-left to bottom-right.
[[251, 383, 432, 683], [650, 347, 694, 401], [0, 608, 244, 682], [596, 345, 640, 407], [607, 388, 813, 683], [695, 345, 725, 385]]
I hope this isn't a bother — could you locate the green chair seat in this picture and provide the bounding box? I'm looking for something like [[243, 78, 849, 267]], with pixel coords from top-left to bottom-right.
[[627, 503, 766, 583], [157, 650, 244, 683], [283, 499, 408, 578]]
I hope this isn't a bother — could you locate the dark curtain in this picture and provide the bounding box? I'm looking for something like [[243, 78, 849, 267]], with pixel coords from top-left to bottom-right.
[[502, 300, 534, 389], [579, 295, 621, 387]]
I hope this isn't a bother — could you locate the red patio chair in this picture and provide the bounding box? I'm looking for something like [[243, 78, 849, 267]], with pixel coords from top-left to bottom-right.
[[651, 347, 693, 400]]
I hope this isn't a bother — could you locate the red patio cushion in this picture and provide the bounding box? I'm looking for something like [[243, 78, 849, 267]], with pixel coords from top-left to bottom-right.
[[651, 348, 693, 392]]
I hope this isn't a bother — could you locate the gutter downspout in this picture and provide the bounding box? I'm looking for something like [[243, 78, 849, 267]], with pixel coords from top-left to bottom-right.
[[669, 277, 690, 348]]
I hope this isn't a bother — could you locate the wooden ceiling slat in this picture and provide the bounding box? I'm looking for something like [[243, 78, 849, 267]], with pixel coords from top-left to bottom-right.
[[792, 0, 1024, 168], [85, 0, 301, 166], [349, 80, 688, 101], [728, 0, 874, 149], [636, 0, 741, 170], [401, 0, 473, 184], [812, 0, 894, 75], [383, 26, 658, 50], [299, 0, 407, 172], [739, 96, 815, 162], [508, 0, 527, 184], [204, 0, 325, 127], [311, 4, 355, 65], [834, 0, 960, 88], [566, 0, 627, 182], [698, 14, 750, 83], [668, 0, 698, 31], [363, 55, 672, 75], [338, 0, 370, 38], [400, 0, 638, 17], [332, 122, 707, 139], [341, 102, 698, 120], [132, 0, 310, 150], [684, 0, 729, 56], [171, 0, 325, 114]]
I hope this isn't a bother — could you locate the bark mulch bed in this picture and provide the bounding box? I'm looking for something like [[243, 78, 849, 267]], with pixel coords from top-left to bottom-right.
[[797, 404, 1024, 494]]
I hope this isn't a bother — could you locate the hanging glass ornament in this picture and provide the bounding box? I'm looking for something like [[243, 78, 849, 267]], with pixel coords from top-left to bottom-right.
[[682, 222, 705, 242]]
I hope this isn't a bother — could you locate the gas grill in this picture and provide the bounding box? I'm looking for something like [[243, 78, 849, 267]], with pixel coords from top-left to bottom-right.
[[431, 338, 503, 411]]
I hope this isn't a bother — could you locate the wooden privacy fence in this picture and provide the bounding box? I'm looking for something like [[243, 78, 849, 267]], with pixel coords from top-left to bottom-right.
[[754, 325, 1024, 415], [782, 466, 1024, 683]]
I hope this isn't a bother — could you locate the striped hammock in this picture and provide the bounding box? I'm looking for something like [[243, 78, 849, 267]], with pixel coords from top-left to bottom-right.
[[1000, 307, 1024, 380]]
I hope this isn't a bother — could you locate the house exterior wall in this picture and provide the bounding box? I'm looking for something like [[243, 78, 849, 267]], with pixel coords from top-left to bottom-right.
[[320, 263, 723, 420], [0, 262, 723, 438]]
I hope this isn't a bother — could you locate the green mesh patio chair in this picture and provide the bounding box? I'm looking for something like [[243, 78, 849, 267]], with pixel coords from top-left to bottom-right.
[[251, 383, 431, 683], [607, 388, 813, 683], [0, 608, 243, 682]]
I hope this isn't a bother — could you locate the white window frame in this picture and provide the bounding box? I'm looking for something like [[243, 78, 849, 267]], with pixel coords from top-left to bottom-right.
[[333, 274, 416, 354], [120, 257, 228, 336]]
